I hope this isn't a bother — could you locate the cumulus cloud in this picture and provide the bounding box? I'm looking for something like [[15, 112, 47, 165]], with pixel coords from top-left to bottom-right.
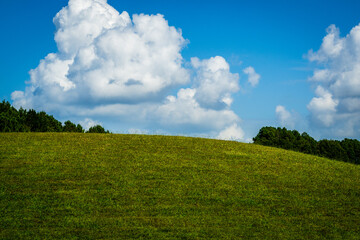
[[243, 66, 260, 87], [307, 86, 338, 127], [275, 105, 295, 129], [191, 56, 240, 109], [155, 88, 240, 132], [307, 23, 360, 138], [217, 123, 245, 141], [308, 25, 344, 62], [13, 0, 189, 110], [11, 0, 254, 139]]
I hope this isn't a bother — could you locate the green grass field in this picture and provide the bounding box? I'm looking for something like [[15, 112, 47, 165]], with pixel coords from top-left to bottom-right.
[[1, 133, 360, 239]]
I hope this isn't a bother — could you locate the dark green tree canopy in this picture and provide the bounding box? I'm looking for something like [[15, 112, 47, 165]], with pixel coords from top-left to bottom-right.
[[254, 126, 359, 165], [0, 100, 108, 134], [86, 125, 109, 133]]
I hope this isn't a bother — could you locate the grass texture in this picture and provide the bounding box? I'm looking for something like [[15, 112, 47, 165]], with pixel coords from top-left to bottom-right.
[[1, 133, 360, 239]]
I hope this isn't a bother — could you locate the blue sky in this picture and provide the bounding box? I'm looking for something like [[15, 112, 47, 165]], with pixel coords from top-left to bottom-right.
[[1, 0, 360, 140]]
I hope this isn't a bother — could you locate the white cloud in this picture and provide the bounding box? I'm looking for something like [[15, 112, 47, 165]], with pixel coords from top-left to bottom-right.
[[217, 123, 245, 141], [307, 86, 338, 127], [128, 128, 149, 134], [191, 56, 239, 109], [275, 105, 295, 129], [308, 25, 344, 62], [54, 0, 130, 56], [243, 66, 260, 87], [155, 88, 240, 132], [307, 23, 360, 138], [13, 0, 189, 109], [79, 118, 101, 130], [11, 0, 255, 139], [310, 69, 332, 83]]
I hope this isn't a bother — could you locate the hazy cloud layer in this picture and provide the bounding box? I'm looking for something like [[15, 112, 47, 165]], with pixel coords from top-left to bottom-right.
[[12, 0, 255, 140], [307, 23, 360, 138]]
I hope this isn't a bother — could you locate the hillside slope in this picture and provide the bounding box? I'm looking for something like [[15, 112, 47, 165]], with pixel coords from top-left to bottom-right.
[[1, 133, 359, 239]]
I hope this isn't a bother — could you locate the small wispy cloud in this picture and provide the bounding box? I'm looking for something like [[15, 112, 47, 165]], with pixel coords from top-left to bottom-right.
[[243, 66, 260, 87]]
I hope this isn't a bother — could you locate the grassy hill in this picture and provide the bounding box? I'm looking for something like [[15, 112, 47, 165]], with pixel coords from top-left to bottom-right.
[[1, 133, 359, 239]]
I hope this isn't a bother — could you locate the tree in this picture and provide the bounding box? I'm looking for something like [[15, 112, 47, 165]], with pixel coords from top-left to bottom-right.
[[63, 120, 77, 132], [86, 125, 109, 133], [76, 124, 84, 133], [25, 109, 39, 132], [0, 100, 24, 132], [253, 127, 278, 146], [317, 140, 348, 162], [340, 138, 360, 164], [253, 126, 359, 164], [299, 132, 317, 155], [0, 99, 108, 134]]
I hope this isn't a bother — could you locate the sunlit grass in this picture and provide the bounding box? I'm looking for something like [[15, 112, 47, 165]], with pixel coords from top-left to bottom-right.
[[1, 133, 359, 239]]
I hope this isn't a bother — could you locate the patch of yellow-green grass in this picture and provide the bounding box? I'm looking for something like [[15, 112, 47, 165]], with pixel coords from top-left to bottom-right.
[[1, 133, 359, 239]]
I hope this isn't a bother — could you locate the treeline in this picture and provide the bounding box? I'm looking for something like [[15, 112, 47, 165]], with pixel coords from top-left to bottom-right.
[[253, 126, 360, 164], [0, 100, 109, 133]]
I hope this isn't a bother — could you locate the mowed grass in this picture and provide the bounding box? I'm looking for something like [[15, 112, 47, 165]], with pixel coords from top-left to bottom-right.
[[1, 133, 360, 239]]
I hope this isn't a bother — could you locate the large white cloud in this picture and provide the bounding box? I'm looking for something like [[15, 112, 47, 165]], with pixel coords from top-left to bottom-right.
[[13, 0, 189, 109], [307, 23, 360, 138], [11, 0, 253, 140]]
